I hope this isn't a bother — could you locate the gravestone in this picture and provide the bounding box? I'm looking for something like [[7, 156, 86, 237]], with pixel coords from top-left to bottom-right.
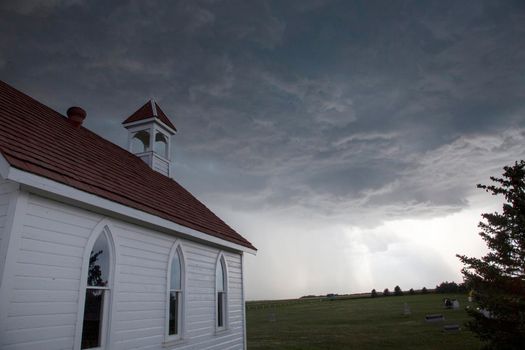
[[267, 312, 276, 322], [443, 324, 460, 332], [425, 314, 444, 322], [452, 299, 460, 309], [403, 302, 411, 315]]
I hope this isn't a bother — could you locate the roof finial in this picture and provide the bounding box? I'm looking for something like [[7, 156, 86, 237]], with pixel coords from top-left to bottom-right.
[[150, 99, 158, 117]]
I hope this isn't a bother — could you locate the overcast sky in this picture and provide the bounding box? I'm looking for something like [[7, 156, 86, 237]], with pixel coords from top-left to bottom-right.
[[1, 0, 525, 300]]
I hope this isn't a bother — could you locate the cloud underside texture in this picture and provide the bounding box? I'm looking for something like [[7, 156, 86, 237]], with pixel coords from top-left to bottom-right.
[[1, 0, 525, 228]]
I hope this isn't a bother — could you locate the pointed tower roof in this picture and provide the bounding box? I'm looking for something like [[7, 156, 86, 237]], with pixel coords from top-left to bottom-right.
[[122, 99, 177, 132]]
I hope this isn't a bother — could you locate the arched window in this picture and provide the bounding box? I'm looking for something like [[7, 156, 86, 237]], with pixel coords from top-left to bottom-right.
[[131, 130, 150, 153], [216, 255, 227, 330], [155, 132, 168, 158], [166, 244, 184, 340], [81, 230, 113, 349]]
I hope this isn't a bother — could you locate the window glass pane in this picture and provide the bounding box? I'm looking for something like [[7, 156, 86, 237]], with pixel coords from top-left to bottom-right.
[[81, 289, 104, 349], [131, 130, 150, 153], [217, 292, 224, 328], [216, 260, 225, 292], [170, 252, 181, 290], [154, 132, 168, 158], [88, 233, 109, 287], [169, 291, 179, 335]]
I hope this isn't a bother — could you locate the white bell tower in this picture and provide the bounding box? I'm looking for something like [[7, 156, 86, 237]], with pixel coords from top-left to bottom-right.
[[122, 100, 177, 177]]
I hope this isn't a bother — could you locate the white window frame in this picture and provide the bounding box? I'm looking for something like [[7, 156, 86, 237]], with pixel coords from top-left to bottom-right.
[[165, 241, 186, 343], [74, 220, 116, 350], [215, 253, 229, 332]]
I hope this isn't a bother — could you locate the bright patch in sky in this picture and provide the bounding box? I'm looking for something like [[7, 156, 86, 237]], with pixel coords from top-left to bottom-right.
[[241, 193, 498, 300]]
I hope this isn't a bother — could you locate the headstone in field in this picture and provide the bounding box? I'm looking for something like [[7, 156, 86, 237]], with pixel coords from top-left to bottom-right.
[[443, 324, 460, 332], [452, 300, 460, 309], [425, 314, 444, 322], [268, 312, 276, 322], [403, 302, 411, 315], [478, 308, 491, 318]]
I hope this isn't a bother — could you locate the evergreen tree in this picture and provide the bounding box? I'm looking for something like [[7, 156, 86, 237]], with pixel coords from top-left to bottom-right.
[[457, 161, 525, 349], [383, 288, 390, 296], [371, 289, 377, 298], [394, 285, 403, 296]]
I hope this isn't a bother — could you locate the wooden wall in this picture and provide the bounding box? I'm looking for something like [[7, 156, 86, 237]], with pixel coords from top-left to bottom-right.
[[0, 189, 245, 350]]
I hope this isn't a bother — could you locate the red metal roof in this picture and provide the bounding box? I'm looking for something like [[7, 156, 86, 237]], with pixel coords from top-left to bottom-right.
[[123, 100, 177, 132], [0, 80, 255, 250]]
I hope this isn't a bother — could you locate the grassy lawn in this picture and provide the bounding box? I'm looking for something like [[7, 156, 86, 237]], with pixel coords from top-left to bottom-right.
[[247, 293, 482, 349]]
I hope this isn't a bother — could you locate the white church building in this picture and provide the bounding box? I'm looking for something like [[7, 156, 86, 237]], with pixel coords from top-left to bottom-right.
[[0, 80, 256, 350]]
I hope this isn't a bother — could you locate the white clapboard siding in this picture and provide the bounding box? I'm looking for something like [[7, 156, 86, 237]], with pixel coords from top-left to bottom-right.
[[151, 155, 169, 176], [1, 193, 102, 349], [112, 222, 245, 350], [1, 191, 246, 350]]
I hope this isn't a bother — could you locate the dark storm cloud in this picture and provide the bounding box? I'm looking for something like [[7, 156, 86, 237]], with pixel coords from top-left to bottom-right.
[[1, 0, 525, 226]]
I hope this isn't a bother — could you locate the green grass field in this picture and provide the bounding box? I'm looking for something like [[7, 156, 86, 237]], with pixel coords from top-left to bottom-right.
[[247, 293, 482, 349]]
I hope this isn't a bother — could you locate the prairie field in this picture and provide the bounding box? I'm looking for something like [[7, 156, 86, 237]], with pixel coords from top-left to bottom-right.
[[246, 293, 482, 350]]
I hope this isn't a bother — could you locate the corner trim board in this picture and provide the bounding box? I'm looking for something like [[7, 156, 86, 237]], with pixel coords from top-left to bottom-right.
[[0, 190, 29, 344]]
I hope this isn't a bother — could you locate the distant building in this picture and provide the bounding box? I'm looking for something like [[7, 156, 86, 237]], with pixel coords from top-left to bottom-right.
[[0, 81, 256, 349]]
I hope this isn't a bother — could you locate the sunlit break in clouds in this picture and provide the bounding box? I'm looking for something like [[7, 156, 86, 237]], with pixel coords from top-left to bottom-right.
[[1, 0, 524, 299]]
